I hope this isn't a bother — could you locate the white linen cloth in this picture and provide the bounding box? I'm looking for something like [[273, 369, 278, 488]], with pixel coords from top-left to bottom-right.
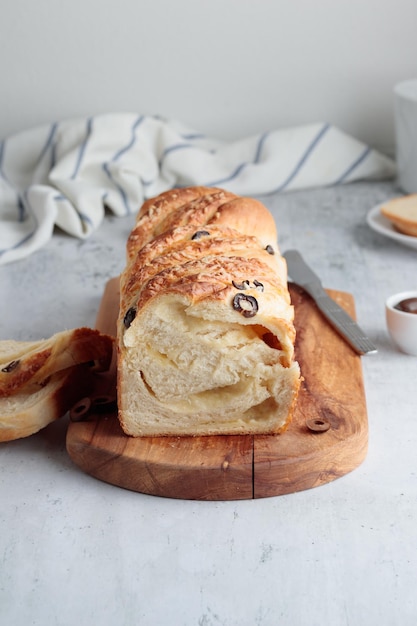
[[0, 113, 395, 265]]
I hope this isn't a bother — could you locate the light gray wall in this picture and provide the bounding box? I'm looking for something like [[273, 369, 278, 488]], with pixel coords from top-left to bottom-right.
[[1, 0, 416, 154]]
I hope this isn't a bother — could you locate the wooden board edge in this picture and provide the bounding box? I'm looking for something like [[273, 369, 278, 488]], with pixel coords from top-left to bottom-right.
[[67, 415, 254, 500]]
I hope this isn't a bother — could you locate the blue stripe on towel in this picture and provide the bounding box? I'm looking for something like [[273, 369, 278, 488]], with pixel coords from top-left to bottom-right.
[[17, 197, 26, 222], [158, 142, 195, 169], [111, 115, 145, 162], [54, 193, 94, 227], [71, 117, 93, 179], [102, 162, 131, 215], [51, 141, 57, 169], [0, 227, 37, 256], [77, 212, 93, 228], [335, 146, 372, 183], [268, 122, 331, 193], [0, 191, 38, 256], [197, 134, 270, 188], [254, 131, 270, 164], [0, 140, 5, 171], [101, 115, 146, 215], [201, 162, 249, 188], [196, 125, 332, 191], [0, 139, 26, 219], [37, 123, 58, 165], [180, 132, 206, 141]]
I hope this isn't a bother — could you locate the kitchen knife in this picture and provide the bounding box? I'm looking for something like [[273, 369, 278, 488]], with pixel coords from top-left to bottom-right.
[[283, 249, 377, 355]]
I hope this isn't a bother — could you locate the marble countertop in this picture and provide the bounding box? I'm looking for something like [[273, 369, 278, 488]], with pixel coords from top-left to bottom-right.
[[1, 180, 416, 626]]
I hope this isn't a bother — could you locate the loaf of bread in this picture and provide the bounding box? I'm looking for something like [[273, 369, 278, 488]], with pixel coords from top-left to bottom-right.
[[0, 328, 114, 442], [380, 194, 417, 237], [117, 186, 301, 437]]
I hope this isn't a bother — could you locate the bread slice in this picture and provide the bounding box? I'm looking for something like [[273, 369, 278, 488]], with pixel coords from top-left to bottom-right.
[[0, 327, 113, 397], [0, 365, 97, 442], [117, 187, 301, 437], [0, 328, 114, 442], [380, 194, 417, 237]]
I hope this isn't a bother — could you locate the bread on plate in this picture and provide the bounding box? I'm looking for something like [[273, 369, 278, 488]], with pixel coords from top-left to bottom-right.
[[380, 194, 417, 237]]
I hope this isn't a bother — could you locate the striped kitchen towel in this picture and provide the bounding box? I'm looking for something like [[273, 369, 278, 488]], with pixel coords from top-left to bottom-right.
[[0, 113, 395, 265]]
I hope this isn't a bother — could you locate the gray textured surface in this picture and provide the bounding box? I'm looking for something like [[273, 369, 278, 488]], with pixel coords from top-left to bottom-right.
[[1, 181, 417, 626]]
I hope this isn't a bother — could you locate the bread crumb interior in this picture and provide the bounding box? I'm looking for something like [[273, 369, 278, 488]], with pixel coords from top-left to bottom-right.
[[123, 299, 291, 420]]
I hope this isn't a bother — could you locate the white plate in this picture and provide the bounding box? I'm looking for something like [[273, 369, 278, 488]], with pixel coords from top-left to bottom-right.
[[367, 203, 417, 250]]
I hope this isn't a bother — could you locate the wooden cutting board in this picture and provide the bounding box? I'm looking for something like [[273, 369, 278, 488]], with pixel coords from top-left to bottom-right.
[[66, 278, 368, 500]]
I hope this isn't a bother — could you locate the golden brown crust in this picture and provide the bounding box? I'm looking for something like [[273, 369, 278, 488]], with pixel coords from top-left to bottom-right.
[[126, 187, 234, 260], [0, 364, 98, 443], [0, 348, 51, 396], [119, 187, 286, 325], [207, 195, 278, 244], [121, 228, 282, 306], [131, 255, 288, 315], [0, 328, 114, 397]]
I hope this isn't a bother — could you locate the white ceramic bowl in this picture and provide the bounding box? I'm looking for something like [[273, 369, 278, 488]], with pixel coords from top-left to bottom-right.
[[386, 290, 417, 355]]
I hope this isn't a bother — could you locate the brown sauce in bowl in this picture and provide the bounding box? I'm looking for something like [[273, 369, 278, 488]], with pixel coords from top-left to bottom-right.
[[394, 297, 417, 314]]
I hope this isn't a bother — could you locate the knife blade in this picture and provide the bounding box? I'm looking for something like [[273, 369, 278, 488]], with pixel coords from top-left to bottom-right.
[[283, 249, 377, 355]]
